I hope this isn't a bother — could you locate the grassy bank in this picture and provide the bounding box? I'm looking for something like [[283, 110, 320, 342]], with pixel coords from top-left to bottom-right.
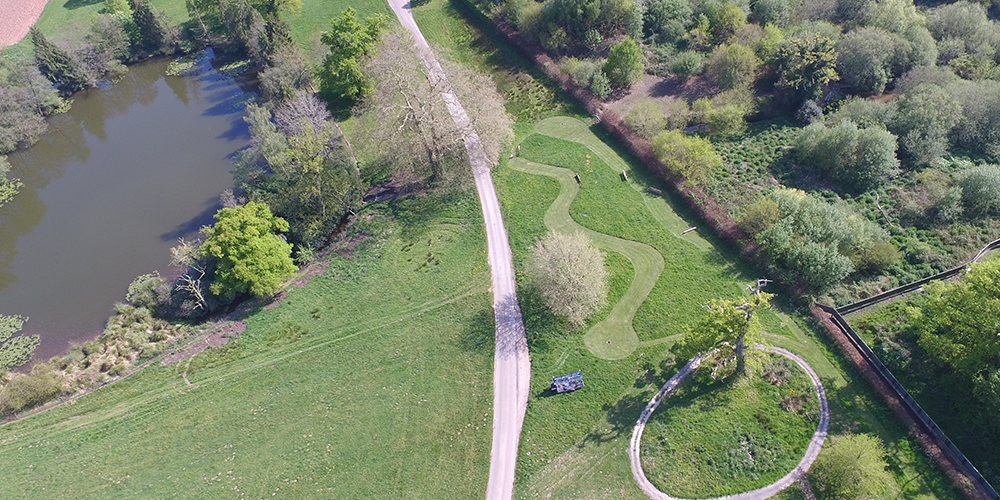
[[0, 190, 496, 499]]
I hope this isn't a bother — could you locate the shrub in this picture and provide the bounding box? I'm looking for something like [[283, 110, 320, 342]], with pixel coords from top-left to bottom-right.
[[624, 98, 666, 139], [810, 433, 893, 500], [796, 100, 823, 124], [603, 38, 644, 89], [570, 60, 599, 86], [0, 366, 64, 415], [670, 50, 704, 80], [706, 43, 760, 91], [739, 197, 782, 235], [651, 130, 722, 185], [590, 70, 612, 99], [959, 165, 1000, 217]]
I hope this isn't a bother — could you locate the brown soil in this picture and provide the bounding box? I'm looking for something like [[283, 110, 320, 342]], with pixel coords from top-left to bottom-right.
[[606, 73, 718, 118], [160, 320, 246, 366], [0, 0, 50, 47]]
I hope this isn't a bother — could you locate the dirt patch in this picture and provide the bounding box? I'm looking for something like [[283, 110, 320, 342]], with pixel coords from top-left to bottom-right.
[[0, 0, 49, 47], [262, 291, 287, 310], [160, 320, 246, 366], [606, 73, 718, 118]]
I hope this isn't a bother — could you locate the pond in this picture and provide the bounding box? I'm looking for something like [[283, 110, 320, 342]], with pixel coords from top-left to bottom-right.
[[0, 52, 249, 361]]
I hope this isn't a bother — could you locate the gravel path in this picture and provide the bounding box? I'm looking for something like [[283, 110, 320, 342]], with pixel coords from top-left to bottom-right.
[[385, 2, 531, 499], [0, 0, 49, 47], [628, 345, 830, 500]]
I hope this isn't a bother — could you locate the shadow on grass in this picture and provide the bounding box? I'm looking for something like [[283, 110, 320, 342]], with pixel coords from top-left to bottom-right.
[[459, 306, 495, 353], [64, 0, 103, 9]]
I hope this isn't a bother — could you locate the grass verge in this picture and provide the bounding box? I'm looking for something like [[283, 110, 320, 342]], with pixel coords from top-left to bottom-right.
[[0, 189, 496, 499]]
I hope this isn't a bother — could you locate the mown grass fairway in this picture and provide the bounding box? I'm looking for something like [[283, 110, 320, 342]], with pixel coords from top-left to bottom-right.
[[640, 355, 818, 497], [493, 116, 962, 499], [0, 191, 495, 499]]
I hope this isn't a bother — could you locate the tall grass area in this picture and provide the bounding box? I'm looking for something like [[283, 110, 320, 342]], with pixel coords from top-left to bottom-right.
[[0, 190, 496, 499]]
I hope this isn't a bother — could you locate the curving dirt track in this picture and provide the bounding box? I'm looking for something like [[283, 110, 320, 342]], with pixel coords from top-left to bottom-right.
[[0, 0, 49, 47], [628, 346, 830, 500]]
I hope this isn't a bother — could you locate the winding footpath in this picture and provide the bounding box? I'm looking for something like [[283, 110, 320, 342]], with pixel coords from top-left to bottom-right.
[[384, 2, 530, 500], [509, 155, 663, 360], [628, 346, 830, 500]]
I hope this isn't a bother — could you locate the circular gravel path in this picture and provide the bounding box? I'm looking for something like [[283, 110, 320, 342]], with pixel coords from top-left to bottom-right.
[[628, 345, 830, 500]]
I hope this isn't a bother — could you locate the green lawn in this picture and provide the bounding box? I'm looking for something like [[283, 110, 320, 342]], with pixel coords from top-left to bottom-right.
[[0, 190, 496, 499], [640, 355, 819, 497], [494, 116, 962, 499]]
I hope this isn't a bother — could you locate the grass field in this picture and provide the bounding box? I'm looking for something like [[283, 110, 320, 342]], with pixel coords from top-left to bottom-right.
[[0, 190, 497, 499], [640, 354, 819, 497], [1, 0, 392, 61], [493, 116, 962, 499]]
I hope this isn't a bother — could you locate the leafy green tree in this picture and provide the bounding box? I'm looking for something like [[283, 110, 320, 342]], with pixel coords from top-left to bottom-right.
[[738, 197, 782, 235], [0, 156, 23, 209], [318, 8, 388, 104], [914, 259, 1000, 420], [751, 0, 789, 27], [706, 43, 760, 91], [809, 433, 893, 500], [890, 83, 961, 166], [947, 79, 1000, 161], [651, 130, 722, 185], [775, 35, 839, 101], [796, 120, 899, 192], [104, 0, 141, 49], [903, 26, 937, 68], [201, 201, 297, 300], [127, 0, 178, 55], [959, 165, 1000, 217], [704, 1, 747, 43], [544, 0, 601, 36], [526, 231, 608, 327], [590, 69, 612, 98], [926, 1, 998, 56], [674, 284, 772, 377], [643, 0, 693, 43], [30, 27, 92, 92], [836, 26, 903, 95], [603, 38, 644, 89], [624, 98, 666, 139], [670, 50, 704, 80]]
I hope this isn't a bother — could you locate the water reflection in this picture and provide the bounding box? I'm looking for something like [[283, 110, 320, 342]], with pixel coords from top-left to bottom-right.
[[0, 51, 249, 361]]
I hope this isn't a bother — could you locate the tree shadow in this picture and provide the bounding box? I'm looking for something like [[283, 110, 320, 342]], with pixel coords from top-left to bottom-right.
[[159, 196, 221, 241], [459, 304, 495, 354], [63, 0, 104, 9]]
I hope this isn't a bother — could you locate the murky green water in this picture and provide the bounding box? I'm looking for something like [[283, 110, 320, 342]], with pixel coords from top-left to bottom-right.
[[0, 53, 248, 361]]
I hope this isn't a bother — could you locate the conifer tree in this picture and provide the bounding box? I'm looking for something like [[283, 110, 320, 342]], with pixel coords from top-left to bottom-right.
[[30, 27, 92, 92]]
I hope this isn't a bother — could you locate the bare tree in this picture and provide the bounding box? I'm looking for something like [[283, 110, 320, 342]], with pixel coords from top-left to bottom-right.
[[170, 237, 209, 311], [363, 30, 513, 187], [439, 58, 514, 167], [364, 29, 465, 188], [526, 231, 609, 327]]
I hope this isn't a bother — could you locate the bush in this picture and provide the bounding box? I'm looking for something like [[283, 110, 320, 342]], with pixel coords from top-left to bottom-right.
[[670, 50, 704, 80], [590, 70, 612, 98], [126, 272, 165, 310], [795, 120, 899, 192], [738, 197, 782, 235], [651, 130, 722, 185], [0, 366, 64, 415], [796, 100, 823, 124], [603, 38, 644, 89], [959, 165, 1000, 217], [624, 99, 666, 139], [570, 60, 599, 86], [706, 43, 760, 91]]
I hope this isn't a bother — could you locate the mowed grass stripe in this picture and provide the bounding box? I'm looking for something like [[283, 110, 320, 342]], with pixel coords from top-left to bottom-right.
[[509, 157, 662, 360]]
